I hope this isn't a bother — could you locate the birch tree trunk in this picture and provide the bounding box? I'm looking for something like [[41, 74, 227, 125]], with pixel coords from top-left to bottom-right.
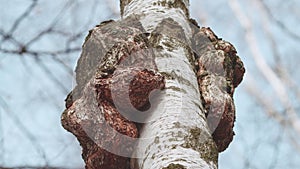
[[122, 1, 217, 168], [61, 0, 245, 169]]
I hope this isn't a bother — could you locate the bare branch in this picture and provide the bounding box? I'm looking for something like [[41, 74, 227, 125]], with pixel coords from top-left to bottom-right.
[[229, 0, 300, 141], [25, 0, 75, 47], [244, 75, 285, 125], [260, 0, 300, 41], [6, 0, 38, 38], [0, 96, 49, 166], [33, 57, 70, 93]]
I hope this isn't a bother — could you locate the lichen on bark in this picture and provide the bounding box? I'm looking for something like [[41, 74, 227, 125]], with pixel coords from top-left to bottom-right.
[[62, 0, 245, 168], [181, 127, 218, 164], [162, 163, 187, 169], [61, 15, 165, 169], [121, 0, 189, 17], [192, 27, 245, 152]]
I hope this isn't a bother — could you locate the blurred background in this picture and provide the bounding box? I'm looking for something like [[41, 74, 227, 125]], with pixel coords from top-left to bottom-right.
[[0, 0, 300, 168]]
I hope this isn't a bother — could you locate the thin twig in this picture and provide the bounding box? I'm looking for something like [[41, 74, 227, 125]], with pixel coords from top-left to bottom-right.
[[228, 0, 300, 135], [260, 0, 300, 41], [0, 96, 49, 166]]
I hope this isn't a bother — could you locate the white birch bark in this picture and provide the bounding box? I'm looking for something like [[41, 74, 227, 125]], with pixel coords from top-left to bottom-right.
[[121, 0, 218, 168]]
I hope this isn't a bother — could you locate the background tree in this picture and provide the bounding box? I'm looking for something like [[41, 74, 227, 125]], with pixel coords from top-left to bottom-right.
[[0, 0, 300, 169]]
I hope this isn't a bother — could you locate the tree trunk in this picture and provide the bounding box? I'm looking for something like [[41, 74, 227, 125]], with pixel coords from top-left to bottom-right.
[[61, 0, 245, 169]]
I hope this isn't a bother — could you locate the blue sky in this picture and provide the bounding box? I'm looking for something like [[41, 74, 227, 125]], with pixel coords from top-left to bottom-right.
[[0, 0, 299, 168]]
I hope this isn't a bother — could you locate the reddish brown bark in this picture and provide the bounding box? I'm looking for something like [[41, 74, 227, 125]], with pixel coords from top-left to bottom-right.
[[192, 27, 245, 152]]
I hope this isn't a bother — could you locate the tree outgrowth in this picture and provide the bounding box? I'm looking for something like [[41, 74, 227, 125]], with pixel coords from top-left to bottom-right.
[[61, 0, 245, 168], [192, 27, 245, 152]]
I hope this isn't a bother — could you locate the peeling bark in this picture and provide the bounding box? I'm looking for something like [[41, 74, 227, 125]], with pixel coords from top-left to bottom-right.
[[61, 0, 245, 168]]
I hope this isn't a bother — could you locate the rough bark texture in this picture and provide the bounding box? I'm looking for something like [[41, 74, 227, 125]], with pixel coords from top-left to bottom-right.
[[62, 16, 165, 169], [61, 0, 245, 168], [191, 26, 245, 152]]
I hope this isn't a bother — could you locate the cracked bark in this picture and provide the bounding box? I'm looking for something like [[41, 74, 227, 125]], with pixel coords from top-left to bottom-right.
[[61, 0, 245, 168]]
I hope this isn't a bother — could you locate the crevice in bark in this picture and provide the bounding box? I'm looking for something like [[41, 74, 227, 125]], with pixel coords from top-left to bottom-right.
[[61, 0, 245, 168]]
